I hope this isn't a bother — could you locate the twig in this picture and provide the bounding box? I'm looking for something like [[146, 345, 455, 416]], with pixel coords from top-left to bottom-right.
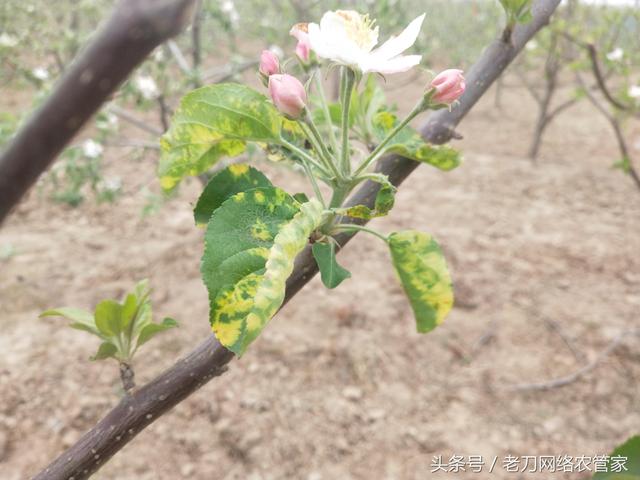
[[191, 0, 204, 87], [471, 320, 497, 356], [104, 139, 161, 150], [24, 1, 563, 477], [201, 59, 259, 83], [107, 105, 164, 136], [575, 72, 640, 190], [562, 33, 638, 116], [515, 68, 543, 105], [119, 362, 136, 392], [0, 0, 198, 225], [585, 43, 634, 113], [543, 318, 585, 363], [166, 39, 192, 76], [156, 94, 171, 132], [504, 329, 638, 392]]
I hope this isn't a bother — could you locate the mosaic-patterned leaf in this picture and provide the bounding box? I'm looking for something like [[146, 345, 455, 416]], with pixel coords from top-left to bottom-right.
[[240, 199, 324, 352], [372, 111, 460, 171], [159, 83, 283, 191], [194, 164, 273, 225], [335, 177, 396, 220], [202, 187, 324, 355], [388, 230, 454, 333]]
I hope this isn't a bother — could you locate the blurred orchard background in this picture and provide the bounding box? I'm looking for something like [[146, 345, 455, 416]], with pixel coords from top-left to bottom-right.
[[1, 0, 640, 479]]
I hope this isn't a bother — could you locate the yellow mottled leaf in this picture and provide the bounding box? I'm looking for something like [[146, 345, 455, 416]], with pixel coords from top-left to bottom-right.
[[388, 230, 454, 333]]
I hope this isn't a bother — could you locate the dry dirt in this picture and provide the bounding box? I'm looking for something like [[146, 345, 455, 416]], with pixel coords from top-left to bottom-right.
[[1, 71, 640, 480]]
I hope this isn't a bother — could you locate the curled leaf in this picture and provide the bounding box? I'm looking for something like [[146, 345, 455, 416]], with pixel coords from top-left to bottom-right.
[[202, 188, 324, 355]]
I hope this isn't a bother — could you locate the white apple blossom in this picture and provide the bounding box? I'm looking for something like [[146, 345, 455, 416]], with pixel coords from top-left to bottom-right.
[[628, 85, 640, 99], [0, 33, 18, 48], [268, 44, 284, 59], [82, 139, 104, 158], [606, 47, 624, 62], [152, 47, 165, 62], [106, 113, 118, 128], [308, 10, 425, 75], [221, 0, 239, 25], [134, 75, 159, 100], [32, 67, 49, 81], [101, 176, 122, 192]]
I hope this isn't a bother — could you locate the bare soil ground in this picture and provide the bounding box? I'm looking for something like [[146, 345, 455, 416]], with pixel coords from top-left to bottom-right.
[[1, 72, 640, 480]]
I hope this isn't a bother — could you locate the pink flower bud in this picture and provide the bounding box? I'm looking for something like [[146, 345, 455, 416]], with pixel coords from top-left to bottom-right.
[[259, 50, 280, 77], [430, 69, 465, 104], [268, 74, 307, 119], [290, 23, 311, 62]]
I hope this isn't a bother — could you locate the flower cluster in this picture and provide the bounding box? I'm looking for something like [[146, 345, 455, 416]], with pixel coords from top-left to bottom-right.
[[259, 10, 466, 120]]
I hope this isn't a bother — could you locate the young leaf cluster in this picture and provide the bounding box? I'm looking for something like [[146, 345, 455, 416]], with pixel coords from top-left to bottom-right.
[[40, 280, 177, 363]]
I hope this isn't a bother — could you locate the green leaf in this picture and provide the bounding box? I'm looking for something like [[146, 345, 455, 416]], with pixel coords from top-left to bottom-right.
[[132, 279, 150, 303], [499, 0, 531, 20], [293, 192, 310, 204], [194, 164, 273, 225], [137, 317, 179, 347], [94, 300, 123, 337], [372, 111, 460, 171], [202, 188, 324, 355], [40, 307, 100, 336], [159, 83, 283, 191], [388, 231, 454, 333], [312, 242, 351, 289], [120, 294, 138, 332], [375, 184, 396, 215], [593, 436, 640, 479], [613, 157, 632, 174], [90, 341, 118, 361]]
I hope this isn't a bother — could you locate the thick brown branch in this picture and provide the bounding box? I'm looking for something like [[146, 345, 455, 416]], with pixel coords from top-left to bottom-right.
[[0, 0, 197, 225], [31, 1, 562, 478]]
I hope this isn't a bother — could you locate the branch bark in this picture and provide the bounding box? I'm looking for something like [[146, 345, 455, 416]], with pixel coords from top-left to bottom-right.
[[30, 1, 561, 478], [575, 72, 640, 191], [0, 0, 198, 225]]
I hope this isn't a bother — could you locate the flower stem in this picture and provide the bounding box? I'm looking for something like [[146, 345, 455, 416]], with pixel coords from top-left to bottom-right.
[[328, 183, 350, 209], [300, 157, 326, 208], [339, 67, 356, 176], [279, 139, 326, 207], [302, 114, 342, 180], [332, 223, 389, 243], [353, 97, 428, 177], [280, 138, 330, 178], [314, 70, 340, 156]]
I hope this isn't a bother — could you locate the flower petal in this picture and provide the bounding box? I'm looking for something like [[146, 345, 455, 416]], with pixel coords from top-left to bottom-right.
[[369, 13, 425, 62], [360, 54, 422, 75], [308, 14, 364, 66]]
